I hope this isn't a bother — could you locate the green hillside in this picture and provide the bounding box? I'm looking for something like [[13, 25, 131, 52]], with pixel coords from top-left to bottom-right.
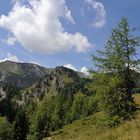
[[44, 94, 140, 140], [3, 86, 140, 140]]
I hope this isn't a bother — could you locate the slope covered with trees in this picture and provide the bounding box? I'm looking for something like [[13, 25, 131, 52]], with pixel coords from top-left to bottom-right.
[[43, 94, 140, 140]]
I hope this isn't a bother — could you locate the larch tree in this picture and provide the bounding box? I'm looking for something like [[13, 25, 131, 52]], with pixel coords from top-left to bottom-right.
[[92, 18, 140, 119]]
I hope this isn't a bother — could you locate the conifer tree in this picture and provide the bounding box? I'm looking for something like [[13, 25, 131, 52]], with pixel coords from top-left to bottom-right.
[[13, 111, 29, 140], [0, 117, 12, 140], [92, 18, 140, 119]]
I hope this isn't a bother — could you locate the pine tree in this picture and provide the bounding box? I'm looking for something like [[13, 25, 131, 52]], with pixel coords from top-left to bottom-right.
[[13, 110, 29, 140], [92, 18, 140, 119]]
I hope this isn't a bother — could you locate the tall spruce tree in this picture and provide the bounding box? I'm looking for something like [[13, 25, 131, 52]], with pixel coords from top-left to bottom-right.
[[92, 18, 140, 119], [13, 110, 29, 140]]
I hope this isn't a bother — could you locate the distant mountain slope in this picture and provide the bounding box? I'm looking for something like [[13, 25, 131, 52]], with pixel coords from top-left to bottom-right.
[[0, 61, 88, 88], [0, 61, 52, 87], [0, 61, 92, 121], [20, 66, 91, 102]]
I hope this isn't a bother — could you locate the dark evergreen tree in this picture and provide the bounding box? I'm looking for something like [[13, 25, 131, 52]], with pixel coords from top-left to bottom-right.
[[70, 92, 85, 120], [13, 110, 29, 140], [0, 84, 20, 122]]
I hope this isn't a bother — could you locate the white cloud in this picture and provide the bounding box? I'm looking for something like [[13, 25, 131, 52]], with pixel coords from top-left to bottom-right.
[[81, 66, 90, 76], [63, 64, 78, 71], [85, 0, 106, 28], [30, 60, 41, 66], [3, 37, 17, 45], [0, 53, 19, 62], [63, 64, 90, 76], [0, 0, 91, 53]]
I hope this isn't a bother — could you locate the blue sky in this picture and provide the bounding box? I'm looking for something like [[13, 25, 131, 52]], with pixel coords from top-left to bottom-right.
[[0, 0, 140, 73]]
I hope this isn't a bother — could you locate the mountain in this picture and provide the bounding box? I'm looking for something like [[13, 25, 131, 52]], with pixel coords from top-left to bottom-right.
[[0, 61, 87, 88], [0, 61, 92, 122], [0, 61, 52, 88], [0, 61, 91, 104], [19, 66, 91, 103]]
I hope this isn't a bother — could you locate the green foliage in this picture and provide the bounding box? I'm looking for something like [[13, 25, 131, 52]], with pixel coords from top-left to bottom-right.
[[44, 93, 140, 140], [0, 98, 16, 122], [92, 18, 139, 120], [70, 92, 85, 120], [93, 74, 134, 119], [0, 64, 96, 140], [69, 92, 98, 120], [29, 96, 60, 140], [82, 95, 99, 116], [0, 117, 12, 140], [29, 92, 98, 140], [13, 111, 29, 140], [0, 84, 20, 122]]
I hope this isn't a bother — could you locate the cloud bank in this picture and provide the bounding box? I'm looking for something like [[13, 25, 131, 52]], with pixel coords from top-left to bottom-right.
[[0, 0, 91, 54]]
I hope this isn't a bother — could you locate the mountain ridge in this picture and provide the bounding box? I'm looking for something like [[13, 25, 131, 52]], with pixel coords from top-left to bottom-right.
[[0, 60, 87, 88]]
